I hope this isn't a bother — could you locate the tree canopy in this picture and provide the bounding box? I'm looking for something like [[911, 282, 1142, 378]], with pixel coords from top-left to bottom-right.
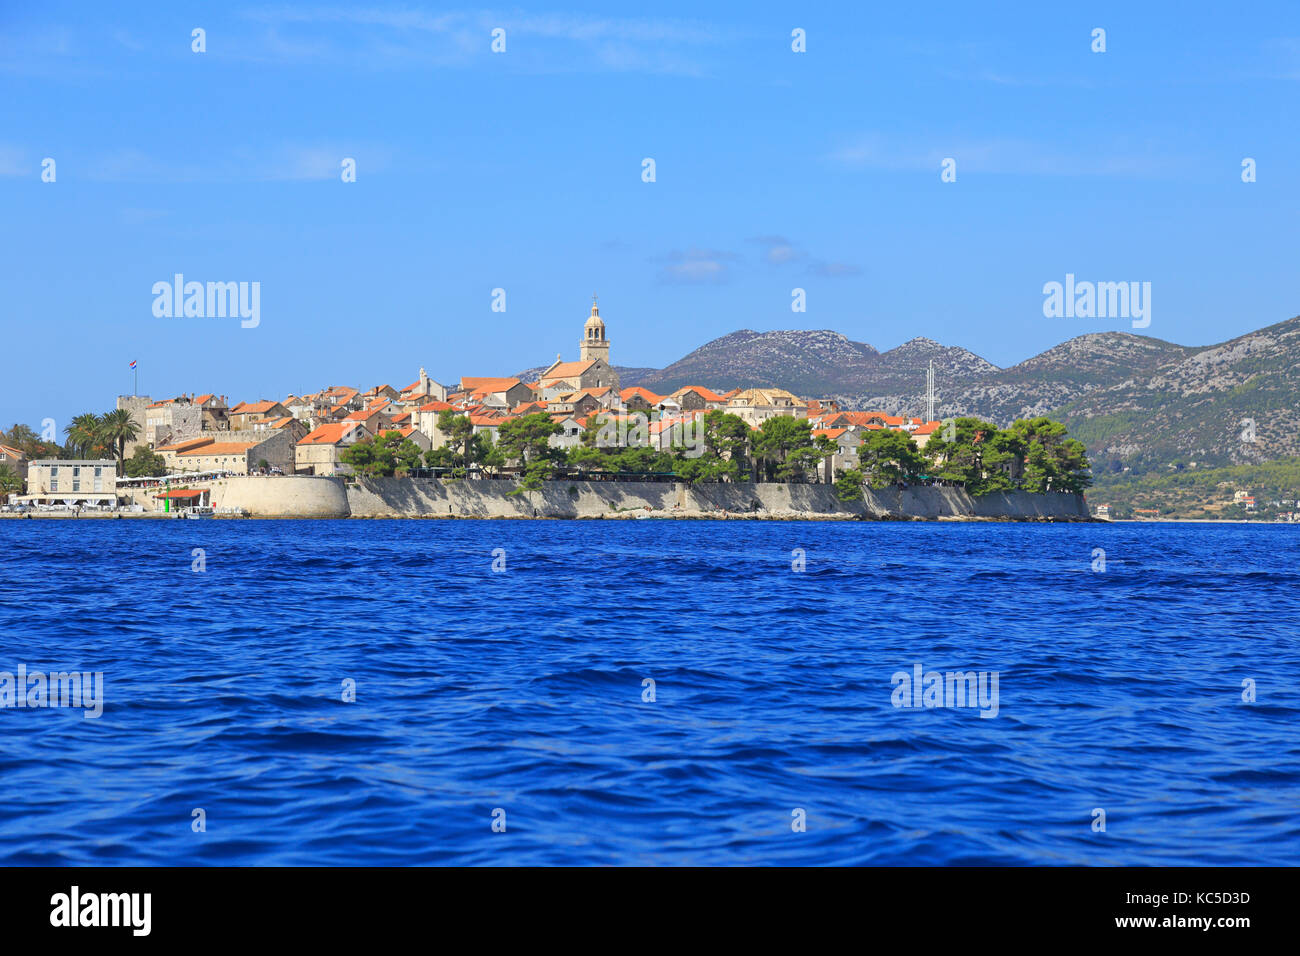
[[924, 416, 1091, 494], [341, 430, 424, 478]]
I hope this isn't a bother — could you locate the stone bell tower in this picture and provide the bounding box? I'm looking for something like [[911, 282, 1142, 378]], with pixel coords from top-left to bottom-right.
[[579, 295, 610, 365]]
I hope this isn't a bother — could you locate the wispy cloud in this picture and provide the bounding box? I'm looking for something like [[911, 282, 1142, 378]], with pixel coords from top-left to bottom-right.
[[809, 260, 861, 278], [84, 143, 395, 183], [828, 133, 1182, 178], [0, 25, 87, 78], [747, 236, 859, 277], [111, 29, 146, 53], [656, 248, 735, 284], [236, 7, 730, 75], [749, 235, 802, 266]]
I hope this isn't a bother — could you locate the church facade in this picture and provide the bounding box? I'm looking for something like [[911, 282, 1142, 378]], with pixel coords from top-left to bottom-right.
[[537, 298, 621, 397]]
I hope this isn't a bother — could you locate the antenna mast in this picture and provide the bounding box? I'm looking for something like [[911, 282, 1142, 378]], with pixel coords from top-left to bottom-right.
[[926, 360, 937, 421]]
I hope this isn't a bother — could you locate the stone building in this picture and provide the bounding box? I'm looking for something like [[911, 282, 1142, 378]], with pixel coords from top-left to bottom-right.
[[229, 400, 290, 431], [670, 386, 728, 413], [458, 377, 533, 410], [115, 395, 152, 457], [725, 387, 808, 427], [158, 431, 294, 475], [295, 421, 368, 475], [400, 368, 449, 403], [144, 398, 203, 447], [537, 298, 620, 396]]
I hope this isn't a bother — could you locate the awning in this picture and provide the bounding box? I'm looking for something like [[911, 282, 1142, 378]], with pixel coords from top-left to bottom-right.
[[154, 489, 204, 500]]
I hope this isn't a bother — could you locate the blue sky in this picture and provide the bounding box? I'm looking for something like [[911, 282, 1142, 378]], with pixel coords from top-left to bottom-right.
[[2, 1, 1298, 429]]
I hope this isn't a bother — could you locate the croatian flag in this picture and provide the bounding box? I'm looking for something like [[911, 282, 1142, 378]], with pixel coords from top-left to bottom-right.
[[129, 360, 138, 369]]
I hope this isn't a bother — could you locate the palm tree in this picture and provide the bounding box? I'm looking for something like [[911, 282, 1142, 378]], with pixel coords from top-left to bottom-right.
[[97, 409, 140, 476], [64, 413, 103, 458]]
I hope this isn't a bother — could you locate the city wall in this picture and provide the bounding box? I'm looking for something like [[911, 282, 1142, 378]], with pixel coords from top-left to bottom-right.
[[343, 478, 1090, 521], [85, 476, 1092, 520]]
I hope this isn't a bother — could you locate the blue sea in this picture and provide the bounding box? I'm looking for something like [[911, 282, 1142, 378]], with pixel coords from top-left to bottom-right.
[[0, 519, 1297, 866]]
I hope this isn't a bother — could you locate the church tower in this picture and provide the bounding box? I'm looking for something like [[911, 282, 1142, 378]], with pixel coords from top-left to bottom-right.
[[579, 295, 610, 364]]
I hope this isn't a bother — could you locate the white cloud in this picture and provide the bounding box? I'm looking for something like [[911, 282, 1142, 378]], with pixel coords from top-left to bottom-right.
[[749, 235, 802, 266], [657, 248, 735, 284], [83, 144, 394, 183], [809, 261, 861, 278], [828, 134, 1181, 178], [235, 7, 730, 75]]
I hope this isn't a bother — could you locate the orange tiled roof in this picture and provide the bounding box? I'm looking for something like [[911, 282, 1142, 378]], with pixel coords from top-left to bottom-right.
[[320, 386, 359, 405], [158, 437, 214, 452], [674, 386, 725, 402], [540, 360, 595, 380], [825, 411, 906, 428], [299, 422, 364, 446], [177, 441, 257, 457], [620, 386, 663, 404], [231, 400, 282, 415], [344, 405, 390, 422], [462, 376, 522, 393]]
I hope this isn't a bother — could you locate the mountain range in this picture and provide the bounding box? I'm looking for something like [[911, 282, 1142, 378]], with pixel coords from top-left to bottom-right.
[[519, 317, 1300, 480]]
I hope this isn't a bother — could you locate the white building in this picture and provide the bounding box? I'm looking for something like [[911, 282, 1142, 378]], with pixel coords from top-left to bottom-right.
[[18, 460, 119, 507]]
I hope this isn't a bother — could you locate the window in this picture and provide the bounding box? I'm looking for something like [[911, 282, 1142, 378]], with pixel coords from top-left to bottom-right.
[[50, 480, 58, 492]]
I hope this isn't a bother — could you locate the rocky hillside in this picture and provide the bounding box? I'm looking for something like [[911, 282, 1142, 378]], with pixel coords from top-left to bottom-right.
[[935, 332, 1200, 425], [513, 317, 1300, 479], [1054, 317, 1300, 477], [631, 330, 881, 395], [629, 329, 995, 398]]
